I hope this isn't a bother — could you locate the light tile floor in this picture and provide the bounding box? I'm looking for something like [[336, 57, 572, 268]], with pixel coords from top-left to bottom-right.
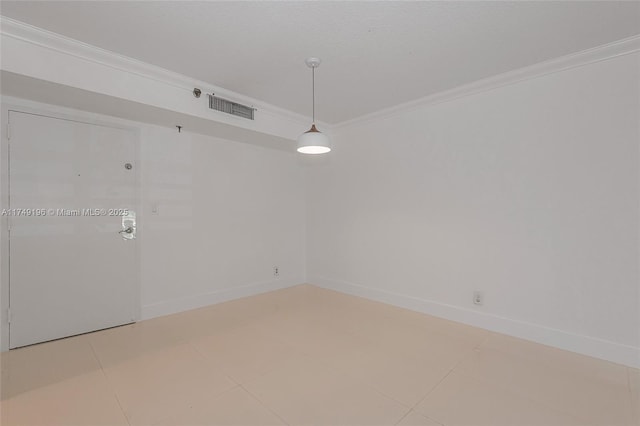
[[0, 284, 637, 425]]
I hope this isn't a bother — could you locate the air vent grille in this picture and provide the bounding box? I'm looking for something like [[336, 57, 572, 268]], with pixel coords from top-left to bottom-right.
[[208, 95, 255, 120]]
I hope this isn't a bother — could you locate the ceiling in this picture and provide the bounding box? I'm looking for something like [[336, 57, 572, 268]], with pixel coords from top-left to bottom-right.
[[1, 1, 639, 124]]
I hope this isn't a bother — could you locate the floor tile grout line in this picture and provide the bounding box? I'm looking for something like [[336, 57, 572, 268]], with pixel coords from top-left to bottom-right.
[[87, 329, 239, 425], [238, 349, 415, 422], [393, 406, 414, 425], [250, 313, 472, 411], [187, 313, 330, 385], [453, 341, 634, 424], [627, 366, 637, 421], [87, 336, 106, 374], [408, 345, 477, 413], [424, 413, 445, 426], [152, 383, 245, 425], [295, 348, 416, 410], [449, 367, 602, 425], [474, 331, 492, 350], [239, 383, 291, 426], [410, 367, 455, 413], [87, 338, 132, 426], [447, 344, 479, 376], [112, 390, 132, 426], [185, 337, 243, 386], [397, 409, 445, 426]]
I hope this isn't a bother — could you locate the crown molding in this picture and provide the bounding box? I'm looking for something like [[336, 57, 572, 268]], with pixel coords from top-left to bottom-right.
[[2, 16, 637, 131], [334, 35, 640, 130], [0, 16, 328, 129]]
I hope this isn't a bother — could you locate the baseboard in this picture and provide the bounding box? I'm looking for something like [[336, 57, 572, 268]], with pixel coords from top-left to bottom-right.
[[310, 276, 640, 369], [141, 277, 304, 320]]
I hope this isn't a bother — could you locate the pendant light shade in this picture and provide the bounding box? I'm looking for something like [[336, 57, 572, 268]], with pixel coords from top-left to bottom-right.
[[297, 124, 330, 154], [297, 57, 331, 154]]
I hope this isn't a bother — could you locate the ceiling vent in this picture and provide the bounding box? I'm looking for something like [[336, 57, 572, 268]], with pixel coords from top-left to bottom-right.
[[208, 94, 255, 120]]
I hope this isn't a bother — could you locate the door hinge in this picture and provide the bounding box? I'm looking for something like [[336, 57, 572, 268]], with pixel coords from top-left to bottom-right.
[[7, 307, 11, 324]]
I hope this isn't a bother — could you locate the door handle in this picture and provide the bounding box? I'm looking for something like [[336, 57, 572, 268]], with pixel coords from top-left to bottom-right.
[[120, 211, 136, 240]]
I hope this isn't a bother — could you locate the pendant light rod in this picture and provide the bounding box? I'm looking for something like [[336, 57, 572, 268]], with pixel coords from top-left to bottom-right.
[[312, 65, 315, 124], [297, 57, 330, 154], [305, 57, 321, 124]]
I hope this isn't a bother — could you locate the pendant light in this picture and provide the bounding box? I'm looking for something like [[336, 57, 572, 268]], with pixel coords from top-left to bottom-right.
[[297, 57, 331, 154]]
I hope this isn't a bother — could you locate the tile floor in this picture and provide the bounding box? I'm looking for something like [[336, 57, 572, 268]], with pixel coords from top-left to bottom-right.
[[0, 284, 637, 425]]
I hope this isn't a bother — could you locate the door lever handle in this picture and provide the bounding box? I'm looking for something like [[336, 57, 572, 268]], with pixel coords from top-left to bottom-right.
[[120, 211, 136, 240]]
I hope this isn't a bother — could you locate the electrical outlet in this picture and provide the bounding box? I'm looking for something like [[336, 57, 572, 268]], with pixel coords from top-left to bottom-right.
[[273, 266, 279, 278], [473, 291, 484, 306]]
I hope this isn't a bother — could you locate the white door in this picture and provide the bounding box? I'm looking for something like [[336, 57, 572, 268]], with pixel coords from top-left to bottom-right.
[[8, 111, 138, 348]]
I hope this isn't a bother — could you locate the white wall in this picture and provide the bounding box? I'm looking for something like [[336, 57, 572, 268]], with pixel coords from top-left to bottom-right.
[[307, 52, 640, 367], [0, 97, 307, 349], [140, 125, 306, 318]]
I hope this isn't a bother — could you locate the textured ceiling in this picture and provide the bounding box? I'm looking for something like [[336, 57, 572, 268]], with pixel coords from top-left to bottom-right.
[[1, 1, 639, 124]]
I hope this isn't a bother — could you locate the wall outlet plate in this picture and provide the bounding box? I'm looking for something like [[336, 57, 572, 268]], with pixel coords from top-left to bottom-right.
[[473, 291, 484, 306]]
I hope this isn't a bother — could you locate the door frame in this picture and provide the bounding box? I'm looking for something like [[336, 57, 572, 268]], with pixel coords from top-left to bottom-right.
[[1, 97, 143, 351]]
